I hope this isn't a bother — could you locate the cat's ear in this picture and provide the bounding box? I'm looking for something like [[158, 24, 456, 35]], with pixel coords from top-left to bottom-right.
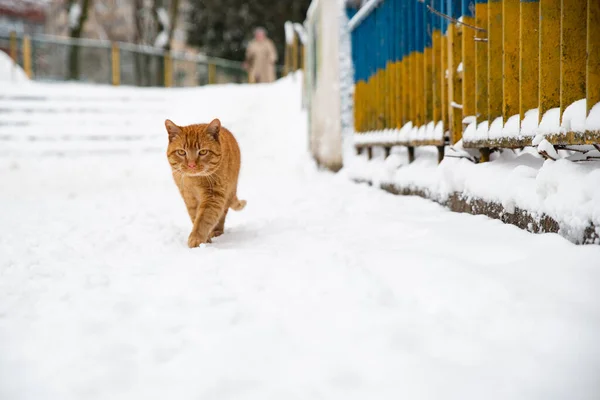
[[206, 118, 221, 140], [165, 119, 181, 142]]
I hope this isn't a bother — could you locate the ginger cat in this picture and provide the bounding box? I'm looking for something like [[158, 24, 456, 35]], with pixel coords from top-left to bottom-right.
[[165, 118, 246, 247]]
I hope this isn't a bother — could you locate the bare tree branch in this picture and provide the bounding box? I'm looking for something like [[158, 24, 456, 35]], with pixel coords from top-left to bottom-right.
[[424, 3, 486, 33]]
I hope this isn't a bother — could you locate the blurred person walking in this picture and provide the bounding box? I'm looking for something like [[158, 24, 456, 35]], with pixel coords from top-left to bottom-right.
[[245, 27, 278, 83]]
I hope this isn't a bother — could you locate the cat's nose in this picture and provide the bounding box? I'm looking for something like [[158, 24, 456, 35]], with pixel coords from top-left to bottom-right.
[[187, 162, 197, 169]]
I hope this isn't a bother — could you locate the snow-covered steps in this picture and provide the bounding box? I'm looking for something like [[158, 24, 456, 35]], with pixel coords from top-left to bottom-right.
[[0, 82, 173, 156]]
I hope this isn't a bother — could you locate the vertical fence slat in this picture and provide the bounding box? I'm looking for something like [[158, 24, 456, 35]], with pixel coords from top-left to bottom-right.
[[371, 13, 377, 131], [448, 0, 463, 144], [370, 13, 375, 131], [424, 1, 433, 129], [380, 4, 386, 130], [375, 6, 381, 130], [462, 0, 476, 123], [381, 4, 386, 130], [408, 0, 416, 127], [539, 0, 560, 123], [366, 18, 371, 131], [441, 0, 449, 136], [363, 20, 368, 131], [588, 0, 600, 123], [394, 0, 402, 128], [389, 0, 396, 129], [389, 0, 395, 128], [368, 13, 374, 131], [487, 0, 503, 125], [475, 0, 488, 129], [292, 34, 299, 72], [415, 0, 425, 128], [519, 0, 539, 120], [503, 0, 520, 125], [384, 1, 391, 129], [560, 0, 587, 126], [432, 0, 443, 126], [402, 0, 410, 126], [360, 24, 365, 133]]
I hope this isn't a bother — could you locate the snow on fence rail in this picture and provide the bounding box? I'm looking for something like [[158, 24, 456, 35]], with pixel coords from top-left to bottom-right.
[[349, 0, 600, 163], [1, 32, 250, 87]]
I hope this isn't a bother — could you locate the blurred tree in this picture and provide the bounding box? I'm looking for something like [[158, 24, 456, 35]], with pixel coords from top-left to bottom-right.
[[152, 0, 180, 84], [67, 0, 92, 80], [186, 0, 310, 63], [132, 0, 182, 85]]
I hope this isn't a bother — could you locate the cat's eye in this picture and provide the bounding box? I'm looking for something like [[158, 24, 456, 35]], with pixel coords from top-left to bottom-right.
[[176, 149, 186, 156], [199, 149, 208, 156]]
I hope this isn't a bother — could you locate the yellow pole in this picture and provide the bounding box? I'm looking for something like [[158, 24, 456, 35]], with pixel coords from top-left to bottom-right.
[[22, 35, 32, 78], [111, 42, 120, 86], [9, 31, 17, 62], [292, 35, 298, 72], [284, 44, 290, 76], [208, 62, 216, 84], [164, 53, 172, 87]]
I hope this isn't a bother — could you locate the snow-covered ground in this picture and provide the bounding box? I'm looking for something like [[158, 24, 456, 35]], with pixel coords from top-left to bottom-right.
[[1, 77, 600, 400]]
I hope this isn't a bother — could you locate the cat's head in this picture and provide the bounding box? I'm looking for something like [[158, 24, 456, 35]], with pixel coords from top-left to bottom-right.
[[165, 118, 223, 177]]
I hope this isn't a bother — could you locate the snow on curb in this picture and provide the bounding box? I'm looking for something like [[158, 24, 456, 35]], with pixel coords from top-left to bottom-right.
[[353, 122, 444, 145], [345, 150, 600, 244]]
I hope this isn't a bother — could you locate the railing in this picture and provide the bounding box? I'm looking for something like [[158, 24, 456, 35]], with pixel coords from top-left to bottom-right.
[[284, 21, 306, 76], [349, 0, 600, 163], [1, 32, 251, 87]]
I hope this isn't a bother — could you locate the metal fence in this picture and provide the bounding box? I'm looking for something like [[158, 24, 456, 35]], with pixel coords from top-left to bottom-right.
[[1, 32, 250, 87], [349, 0, 600, 162]]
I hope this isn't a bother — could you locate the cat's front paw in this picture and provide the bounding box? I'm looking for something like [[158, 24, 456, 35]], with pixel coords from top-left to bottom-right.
[[188, 232, 207, 248]]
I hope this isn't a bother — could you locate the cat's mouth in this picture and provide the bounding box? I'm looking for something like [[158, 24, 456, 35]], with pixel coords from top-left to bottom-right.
[[184, 168, 209, 177]]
